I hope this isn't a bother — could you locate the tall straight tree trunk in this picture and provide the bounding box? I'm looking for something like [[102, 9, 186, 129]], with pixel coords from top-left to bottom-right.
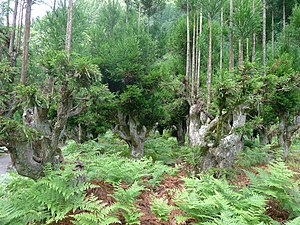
[[220, 7, 223, 77], [262, 0, 266, 76], [272, 1, 274, 59], [238, 39, 243, 66], [147, 15, 150, 33], [138, 1, 141, 31], [9, 0, 19, 66], [20, 0, 32, 84], [0, 44, 3, 61], [207, 14, 213, 110], [126, 0, 129, 24], [16, 0, 24, 56], [6, 0, 10, 28], [53, 0, 57, 11], [246, 38, 249, 60], [195, 10, 199, 94], [251, 0, 256, 62], [186, 0, 191, 86], [196, 9, 202, 98], [191, 10, 196, 102], [283, 0, 285, 32], [65, 0, 73, 60], [229, 0, 234, 70]]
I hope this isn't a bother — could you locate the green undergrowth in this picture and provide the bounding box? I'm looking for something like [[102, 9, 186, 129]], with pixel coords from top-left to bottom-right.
[[0, 136, 299, 225], [174, 161, 300, 224]]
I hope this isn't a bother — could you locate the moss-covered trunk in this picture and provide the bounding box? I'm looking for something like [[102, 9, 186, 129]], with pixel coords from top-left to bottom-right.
[[278, 112, 300, 160], [188, 100, 246, 171], [114, 112, 147, 159]]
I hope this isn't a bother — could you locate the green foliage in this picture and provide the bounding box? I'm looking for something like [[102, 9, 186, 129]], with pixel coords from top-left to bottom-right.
[[216, 64, 264, 113], [0, 165, 91, 225], [32, 0, 91, 55], [286, 216, 300, 225], [144, 136, 179, 163], [150, 196, 175, 221], [262, 54, 300, 120], [66, 139, 176, 186], [71, 194, 120, 225], [232, 0, 261, 39], [112, 182, 144, 224], [174, 175, 269, 224], [236, 146, 270, 168], [0, 117, 40, 142], [246, 161, 300, 218], [82, 152, 176, 187]]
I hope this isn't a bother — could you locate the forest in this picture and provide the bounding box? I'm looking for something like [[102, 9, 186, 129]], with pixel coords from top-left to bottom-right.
[[0, 0, 300, 224]]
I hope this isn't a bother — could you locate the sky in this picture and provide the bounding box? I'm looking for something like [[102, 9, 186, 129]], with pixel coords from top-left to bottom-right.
[[2, 0, 53, 23], [31, 0, 52, 19]]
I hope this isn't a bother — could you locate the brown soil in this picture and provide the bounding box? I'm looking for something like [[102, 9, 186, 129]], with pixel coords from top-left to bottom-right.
[[266, 199, 290, 223], [51, 171, 188, 225], [49, 163, 300, 225]]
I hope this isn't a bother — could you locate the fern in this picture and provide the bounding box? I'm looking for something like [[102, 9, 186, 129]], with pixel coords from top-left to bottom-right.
[[246, 161, 300, 217], [285, 216, 300, 225], [71, 194, 120, 225], [112, 182, 144, 225], [0, 164, 91, 225], [174, 175, 269, 224], [81, 152, 176, 186], [150, 196, 175, 221]]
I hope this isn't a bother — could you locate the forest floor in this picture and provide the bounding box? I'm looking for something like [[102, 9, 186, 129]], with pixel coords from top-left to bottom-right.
[[54, 158, 300, 225], [1, 136, 299, 225]]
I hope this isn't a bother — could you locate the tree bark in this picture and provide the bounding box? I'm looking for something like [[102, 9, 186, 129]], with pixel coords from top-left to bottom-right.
[[176, 120, 186, 146], [185, 0, 190, 86], [9, 140, 44, 179], [65, 0, 73, 60], [258, 127, 269, 145], [199, 106, 246, 171], [8, 106, 63, 180], [207, 14, 213, 110], [283, 0, 285, 32], [147, 15, 150, 33], [53, 0, 57, 11], [6, 0, 10, 29], [238, 39, 243, 66], [220, 7, 223, 76], [51, 82, 71, 153], [16, 0, 24, 56], [9, 0, 19, 67], [196, 9, 202, 98], [20, 0, 32, 84], [278, 112, 300, 160], [271, 1, 274, 59], [138, 1, 141, 31], [251, 0, 256, 62], [188, 99, 217, 147], [262, 0, 266, 76], [246, 38, 249, 60], [114, 112, 147, 159], [229, 0, 234, 70], [191, 10, 196, 102]]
